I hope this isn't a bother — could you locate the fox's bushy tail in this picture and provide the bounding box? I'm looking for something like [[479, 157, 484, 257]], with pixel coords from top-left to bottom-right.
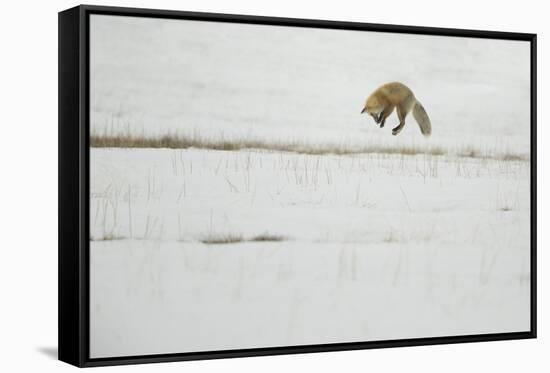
[[413, 101, 431, 136]]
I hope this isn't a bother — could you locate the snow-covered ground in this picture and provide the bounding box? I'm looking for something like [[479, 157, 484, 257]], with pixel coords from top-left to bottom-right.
[[90, 15, 531, 158], [88, 15, 532, 358], [90, 148, 530, 357]]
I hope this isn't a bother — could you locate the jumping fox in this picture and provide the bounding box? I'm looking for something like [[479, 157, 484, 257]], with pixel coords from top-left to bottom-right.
[[361, 82, 431, 136]]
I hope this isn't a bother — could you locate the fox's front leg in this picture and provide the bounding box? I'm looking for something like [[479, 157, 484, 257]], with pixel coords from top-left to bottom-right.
[[379, 116, 386, 128], [378, 106, 395, 128]]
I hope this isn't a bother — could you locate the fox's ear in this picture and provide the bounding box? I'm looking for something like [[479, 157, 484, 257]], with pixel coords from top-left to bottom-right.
[[361, 107, 366, 114]]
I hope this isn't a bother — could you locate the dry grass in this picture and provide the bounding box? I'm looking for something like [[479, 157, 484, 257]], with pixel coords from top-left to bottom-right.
[[90, 133, 529, 161], [200, 232, 286, 245], [200, 234, 244, 245], [457, 147, 482, 158], [501, 154, 528, 162], [90, 234, 126, 241], [90, 133, 446, 157], [89, 231, 287, 244], [250, 233, 286, 242]]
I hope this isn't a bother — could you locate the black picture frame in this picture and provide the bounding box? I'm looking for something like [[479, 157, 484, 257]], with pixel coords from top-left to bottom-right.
[[59, 4, 537, 368]]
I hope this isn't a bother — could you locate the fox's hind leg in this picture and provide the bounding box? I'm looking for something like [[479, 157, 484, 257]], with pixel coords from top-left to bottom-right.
[[392, 98, 415, 135], [392, 106, 407, 135]]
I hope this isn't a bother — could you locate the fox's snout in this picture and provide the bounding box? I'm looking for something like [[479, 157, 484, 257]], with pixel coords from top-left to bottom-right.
[[360, 107, 366, 114]]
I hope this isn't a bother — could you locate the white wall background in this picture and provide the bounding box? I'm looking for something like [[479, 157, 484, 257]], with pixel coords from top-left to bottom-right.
[[0, 0, 546, 371]]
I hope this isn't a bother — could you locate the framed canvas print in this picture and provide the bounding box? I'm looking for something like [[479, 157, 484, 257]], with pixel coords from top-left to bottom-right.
[[58, 5, 537, 367]]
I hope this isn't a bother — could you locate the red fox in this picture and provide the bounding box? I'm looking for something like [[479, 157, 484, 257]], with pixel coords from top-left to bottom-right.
[[361, 82, 431, 136]]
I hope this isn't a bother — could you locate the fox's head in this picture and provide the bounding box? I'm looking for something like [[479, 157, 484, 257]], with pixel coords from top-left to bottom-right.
[[361, 95, 383, 124]]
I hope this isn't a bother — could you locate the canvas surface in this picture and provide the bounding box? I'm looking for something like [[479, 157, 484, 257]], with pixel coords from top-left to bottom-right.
[[88, 15, 531, 358]]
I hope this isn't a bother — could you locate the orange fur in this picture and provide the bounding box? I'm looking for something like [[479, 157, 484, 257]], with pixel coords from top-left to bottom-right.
[[361, 82, 431, 136]]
